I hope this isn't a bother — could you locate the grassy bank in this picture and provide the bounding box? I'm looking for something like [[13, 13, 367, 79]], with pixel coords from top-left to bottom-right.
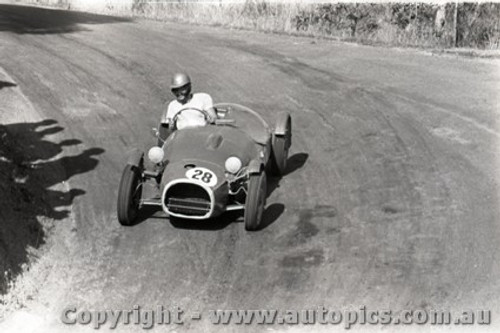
[[18, 0, 500, 49]]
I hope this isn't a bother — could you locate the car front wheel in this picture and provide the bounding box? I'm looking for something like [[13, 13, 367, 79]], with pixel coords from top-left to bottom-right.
[[117, 164, 143, 226], [244, 171, 267, 231], [271, 112, 292, 176]]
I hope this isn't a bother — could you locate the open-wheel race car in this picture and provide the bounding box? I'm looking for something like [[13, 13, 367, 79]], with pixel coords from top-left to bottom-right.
[[117, 103, 292, 231]]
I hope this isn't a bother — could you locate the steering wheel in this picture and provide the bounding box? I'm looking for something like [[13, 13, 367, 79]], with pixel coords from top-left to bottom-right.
[[171, 107, 212, 130]]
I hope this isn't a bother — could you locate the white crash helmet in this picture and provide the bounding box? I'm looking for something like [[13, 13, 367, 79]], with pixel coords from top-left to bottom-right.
[[170, 73, 191, 90]]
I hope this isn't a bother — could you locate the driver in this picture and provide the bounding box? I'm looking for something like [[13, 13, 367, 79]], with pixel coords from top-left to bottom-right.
[[161, 73, 216, 131]]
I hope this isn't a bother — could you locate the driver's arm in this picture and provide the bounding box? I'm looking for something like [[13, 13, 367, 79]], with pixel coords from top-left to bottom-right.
[[163, 102, 178, 128], [206, 106, 217, 123], [203, 94, 217, 123], [157, 103, 176, 146]]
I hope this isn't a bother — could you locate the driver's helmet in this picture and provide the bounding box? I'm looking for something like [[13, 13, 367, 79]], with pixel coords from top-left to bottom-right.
[[170, 73, 191, 91]]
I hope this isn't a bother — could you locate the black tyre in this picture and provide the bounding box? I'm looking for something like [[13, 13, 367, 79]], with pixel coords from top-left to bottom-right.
[[271, 114, 292, 176], [244, 171, 267, 231], [117, 164, 143, 226]]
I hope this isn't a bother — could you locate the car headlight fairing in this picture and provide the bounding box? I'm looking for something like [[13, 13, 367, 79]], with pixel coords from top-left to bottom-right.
[[225, 156, 242, 174], [148, 147, 164, 164]]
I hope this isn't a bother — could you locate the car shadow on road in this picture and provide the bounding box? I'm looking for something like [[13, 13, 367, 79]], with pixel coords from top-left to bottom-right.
[[284, 153, 309, 176], [131, 206, 163, 226], [0, 81, 17, 90], [258, 153, 308, 231], [0, 4, 132, 35], [0, 119, 105, 295], [169, 211, 242, 231], [134, 203, 286, 232], [259, 203, 285, 230], [267, 152, 309, 198]]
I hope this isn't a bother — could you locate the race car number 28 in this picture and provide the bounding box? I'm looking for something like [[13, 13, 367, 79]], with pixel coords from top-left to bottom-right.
[[185, 167, 217, 187]]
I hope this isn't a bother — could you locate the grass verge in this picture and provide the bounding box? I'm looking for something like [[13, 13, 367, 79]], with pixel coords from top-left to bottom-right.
[[15, 0, 500, 50]]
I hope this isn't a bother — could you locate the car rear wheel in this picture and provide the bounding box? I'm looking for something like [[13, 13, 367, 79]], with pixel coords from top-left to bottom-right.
[[271, 113, 292, 176], [117, 164, 143, 226], [244, 171, 267, 231]]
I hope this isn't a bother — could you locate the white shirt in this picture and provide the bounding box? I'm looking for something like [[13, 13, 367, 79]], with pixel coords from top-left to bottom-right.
[[163, 93, 216, 130]]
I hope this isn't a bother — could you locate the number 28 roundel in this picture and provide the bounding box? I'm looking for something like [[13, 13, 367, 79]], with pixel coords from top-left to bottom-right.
[[185, 167, 218, 187]]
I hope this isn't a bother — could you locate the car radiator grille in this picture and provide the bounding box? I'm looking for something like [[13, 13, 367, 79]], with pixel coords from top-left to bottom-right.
[[167, 197, 211, 215], [165, 183, 211, 217]]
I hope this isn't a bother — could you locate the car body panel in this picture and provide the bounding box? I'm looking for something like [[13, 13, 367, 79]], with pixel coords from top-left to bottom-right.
[[162, 125, 263, 170], [213, 103, 271, 145]]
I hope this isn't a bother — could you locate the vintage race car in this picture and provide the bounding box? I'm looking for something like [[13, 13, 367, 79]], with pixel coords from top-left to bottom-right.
[[117, 103, 292, 231]]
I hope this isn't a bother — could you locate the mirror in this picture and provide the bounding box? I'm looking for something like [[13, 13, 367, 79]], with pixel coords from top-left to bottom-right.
[[215, 106, 230, 119]]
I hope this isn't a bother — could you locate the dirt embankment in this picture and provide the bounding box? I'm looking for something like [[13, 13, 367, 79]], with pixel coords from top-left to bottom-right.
[[0, 120, 50, 295], [0, 68, 79, 319]]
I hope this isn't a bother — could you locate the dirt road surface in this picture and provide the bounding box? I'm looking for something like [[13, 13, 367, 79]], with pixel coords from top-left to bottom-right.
[[0, 4, 499, 333]]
